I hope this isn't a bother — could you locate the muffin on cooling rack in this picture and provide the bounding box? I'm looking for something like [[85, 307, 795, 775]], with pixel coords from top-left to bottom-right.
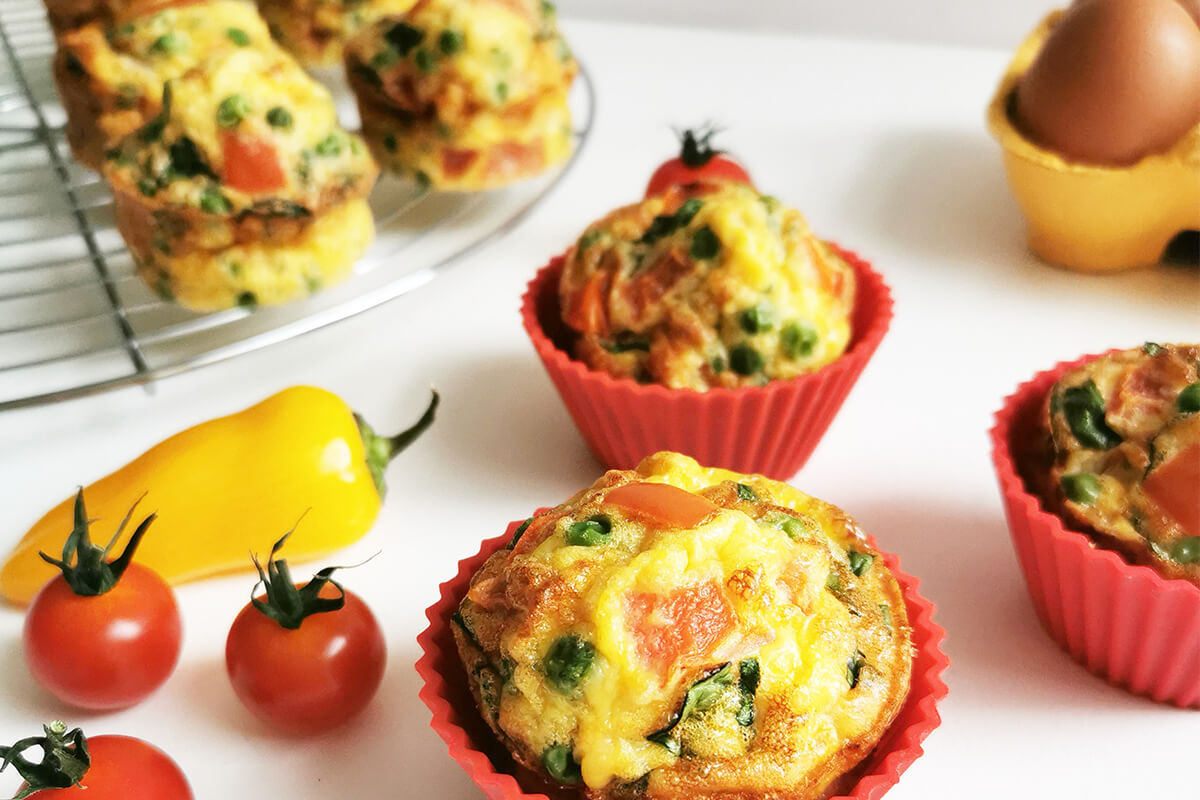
[[53, 0, 276, 169], [254, 0, 417, 66], [344, 0, 577, 190], [102, 46, 379, 311], [452, 451, 913, 799]]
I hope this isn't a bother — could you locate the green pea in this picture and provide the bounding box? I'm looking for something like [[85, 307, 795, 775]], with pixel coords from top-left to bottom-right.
[[1171, 537, 1200, 564], [414, 48, 435, 73], [542, 744, 581, 784], [781, 321, 818, 359], [566, 515, 611, 546], [779, 516, 807, 540], [690, 226, 720, 260], [226, 27, 250, 46], [438, 29, 464, 54], [739, 304, 773, 334], [266, 106, 293, 129], [1177, 382, 1200, 414], [729, 344, 763, 376], [710, 356, 726, 374], [315, 134, 343, 156], [1061, 473, 1101, 505], [384, 21, 423, 55], [848, 550, 874, 577], [736, 483, 757, 501], [137, 177, 158, 197], [236, 291, 257, 309], [543, 634, 595, 693], [383, 133, 398, 153], [149, 32, 182, 55], [199, 188, 232, 214], [216, 94, 250, 129]]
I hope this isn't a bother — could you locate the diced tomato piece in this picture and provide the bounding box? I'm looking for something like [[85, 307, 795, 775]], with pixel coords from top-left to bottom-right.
[[626, 581, 736, 683], [221, 131, 287, 194], [1144, 443, 1200, 538], [606, 482, 718, 529], [441, 148, 478, 179], [562, 271, 611, 336]]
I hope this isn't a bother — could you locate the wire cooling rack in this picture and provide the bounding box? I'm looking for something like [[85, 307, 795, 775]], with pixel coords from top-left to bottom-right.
[[0, 0, 594, 411]]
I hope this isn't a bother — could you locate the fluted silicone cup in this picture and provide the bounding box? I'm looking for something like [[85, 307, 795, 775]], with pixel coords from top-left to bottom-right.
[[520, 245, 893, 480], [416, 516, 949, 800], [991, 351, 1200, 708]]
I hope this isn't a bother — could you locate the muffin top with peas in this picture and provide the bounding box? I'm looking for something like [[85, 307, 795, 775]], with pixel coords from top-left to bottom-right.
[[1044, 343, 1200, 586], [104, 46, 377, 219], [557, 181, 857, 391], [452, 451, 912, 800]]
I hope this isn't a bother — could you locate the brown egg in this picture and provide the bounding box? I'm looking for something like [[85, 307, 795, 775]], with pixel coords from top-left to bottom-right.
[[1015, 0, 1200, 165]]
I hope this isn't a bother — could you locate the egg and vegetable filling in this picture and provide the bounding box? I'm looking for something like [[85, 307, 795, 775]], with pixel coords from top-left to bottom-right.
[[344, 0, 576, 189], [454, 452, 912, 800], [103, 46, 378, 310], [558, 181, 857, 391], [255, 0, 417, 66], [53, 0, 276, 168], [1045, 343, 1200, 586]]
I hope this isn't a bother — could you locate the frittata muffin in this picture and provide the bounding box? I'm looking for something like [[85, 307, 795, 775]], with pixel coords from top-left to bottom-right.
[[344, 0, 577, 189], [1043, 343, 1200, 586], [453, 451, 913, 799], [558, 180, 857, 391], [53, 0, 275, 169], [255, 0, 417, 66], [103, 46, 379, 311]]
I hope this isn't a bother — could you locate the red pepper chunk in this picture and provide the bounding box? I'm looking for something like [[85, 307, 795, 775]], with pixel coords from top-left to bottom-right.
[[606, 482, 718, 529], [1144, 442, 1200, 538], [626, 581, 736, 684], [221, 130, 287, 193]]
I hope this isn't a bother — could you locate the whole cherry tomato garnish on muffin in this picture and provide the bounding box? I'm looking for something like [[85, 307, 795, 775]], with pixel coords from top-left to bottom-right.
[[645, 125, 753, 197], [23, 492, 182, 711], [0, 722, 192, 799], [221, 131, 287, 193], [225, 532, 387, 735]]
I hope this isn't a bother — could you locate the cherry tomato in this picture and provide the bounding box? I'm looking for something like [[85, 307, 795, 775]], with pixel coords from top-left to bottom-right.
[[605, 482, 718, 529], [2, 723, 190, 799], [626, 581, 736, 682], [644, 126, 752, 198], [224, 535, 386, 735], [221, 130, 287, 193], [1144, 442, 1200, 538], [23, 493, 181, 711]]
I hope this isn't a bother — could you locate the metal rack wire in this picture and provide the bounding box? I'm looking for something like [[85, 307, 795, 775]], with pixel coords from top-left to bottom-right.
[[0, 0, 595, 411]]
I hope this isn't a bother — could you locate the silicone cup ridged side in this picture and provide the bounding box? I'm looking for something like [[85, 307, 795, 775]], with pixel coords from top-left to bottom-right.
[[519, 246, 893, 480], [990, 352, 1200, 708], [416, 517, 950, 800]]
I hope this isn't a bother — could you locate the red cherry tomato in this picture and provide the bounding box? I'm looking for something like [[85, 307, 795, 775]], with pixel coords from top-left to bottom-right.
[[605, 482, 718, 529], [645, 126, 752, 198], [18, 735, 192, 800], [226, 582, 387, 735], [221, 130, 287, 193], [626, 581, 736, 683], [1144, 442, 1200, 538]]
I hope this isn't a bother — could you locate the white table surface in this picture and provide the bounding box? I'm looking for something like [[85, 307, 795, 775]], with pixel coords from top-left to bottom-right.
[[2, 17, 1199, 800]]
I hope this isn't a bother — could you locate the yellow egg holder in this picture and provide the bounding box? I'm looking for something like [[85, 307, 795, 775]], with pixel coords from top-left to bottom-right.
[[988, 11, 1200, 272]]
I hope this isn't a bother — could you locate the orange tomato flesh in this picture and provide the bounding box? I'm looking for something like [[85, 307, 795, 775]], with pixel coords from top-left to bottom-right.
[[221, 131, 287, 193], [1144, 442, 1200, 538], [605, 482, 718, 529], [626, 581, 736, 683]]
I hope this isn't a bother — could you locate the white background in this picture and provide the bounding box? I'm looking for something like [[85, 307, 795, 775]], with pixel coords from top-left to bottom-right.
[[3, 5, 1200, 800]]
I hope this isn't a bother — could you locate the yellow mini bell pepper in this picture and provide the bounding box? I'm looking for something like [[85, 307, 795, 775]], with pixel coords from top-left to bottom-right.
[[1, 385, 437, 606]]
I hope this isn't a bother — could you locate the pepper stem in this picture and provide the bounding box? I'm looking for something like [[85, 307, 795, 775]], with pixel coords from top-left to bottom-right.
[[38, 490, 157, 597], [356, 389, 439, 498], [0, 722, 90, 800]]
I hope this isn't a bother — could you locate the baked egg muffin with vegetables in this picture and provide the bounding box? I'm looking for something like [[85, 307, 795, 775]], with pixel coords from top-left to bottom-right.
[[453, 451, 912, 799], [103, 46, 379, 311], [559, 181, 856, 390], [344, 0, 576, 189], [53, 0, 275, 169], [254, 0, 417, 66], [1044, 343, 1200, 586]]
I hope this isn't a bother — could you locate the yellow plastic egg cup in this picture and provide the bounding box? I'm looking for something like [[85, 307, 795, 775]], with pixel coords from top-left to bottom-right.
[[988, 11, 1200, 272]]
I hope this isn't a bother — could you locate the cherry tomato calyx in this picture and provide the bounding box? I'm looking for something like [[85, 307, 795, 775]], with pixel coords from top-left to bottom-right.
[[677, 125, 725, 168], [38, 491, 156, 598], [0, 722, 90, 798], [250, 531, 349, 630]]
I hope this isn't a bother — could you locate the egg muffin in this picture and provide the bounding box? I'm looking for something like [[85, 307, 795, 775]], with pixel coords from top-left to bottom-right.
[[254, 0, 417, 66], [1043, 343, 1200, 586], [557, 181, 857, 391], [344, 0, 577, 189], [103, 46, 379, 311], [53, 0, 275, 169], [453, 451, 913, 799]]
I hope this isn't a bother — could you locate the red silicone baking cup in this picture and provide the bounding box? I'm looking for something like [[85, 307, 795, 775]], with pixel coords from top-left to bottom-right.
[[990, 351, 1200, 708], [519, 245, 893, 480], [416, 516, 949, 800]]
